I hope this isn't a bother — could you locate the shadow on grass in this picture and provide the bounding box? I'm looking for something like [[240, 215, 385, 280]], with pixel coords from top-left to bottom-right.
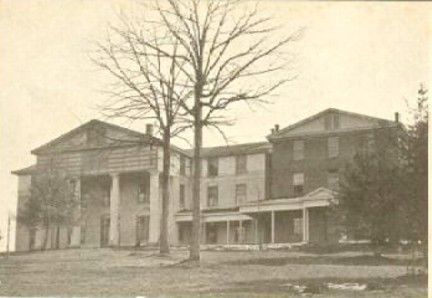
[[226, 255, 423, 267]]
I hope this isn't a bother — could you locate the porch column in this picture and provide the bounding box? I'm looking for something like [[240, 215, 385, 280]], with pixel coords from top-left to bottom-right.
[[226, 221, 230, 244], [70, 177, 81, 247], [109, 173, 120, 246], [148, 171, 160, 243], [271, 211, 275, 244], [302, 207, 309, 243]]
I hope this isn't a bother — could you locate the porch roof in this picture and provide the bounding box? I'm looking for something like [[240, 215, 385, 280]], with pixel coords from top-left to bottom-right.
[[239, 187, 336, 213], [175, 210, 252, 223]]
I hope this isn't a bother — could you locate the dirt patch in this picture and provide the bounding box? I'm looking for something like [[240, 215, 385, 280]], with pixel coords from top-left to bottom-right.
[[213, 274, 427, 295]]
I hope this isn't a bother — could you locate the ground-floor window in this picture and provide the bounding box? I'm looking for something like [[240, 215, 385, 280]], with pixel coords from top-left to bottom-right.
[[206, 223, 218, 244], [293, 217, 303, 236]]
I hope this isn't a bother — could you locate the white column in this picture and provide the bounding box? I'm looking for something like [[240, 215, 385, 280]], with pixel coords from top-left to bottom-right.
[[148, 171, 160, 243], [70, 177, 81, 247], [109, 173, 120, 246], [226, 221, 230, 244], [271, 211, 275, 244], [302, 207, 309, 243]]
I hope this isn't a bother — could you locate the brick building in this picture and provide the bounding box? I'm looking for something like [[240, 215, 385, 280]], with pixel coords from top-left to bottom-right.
[[12, 108, 399, 251]]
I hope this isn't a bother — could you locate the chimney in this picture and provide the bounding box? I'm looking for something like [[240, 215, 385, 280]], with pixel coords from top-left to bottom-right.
[[146, 124, 153, 136], [394, 112, 399, 123], [274, 124, 279, 132]]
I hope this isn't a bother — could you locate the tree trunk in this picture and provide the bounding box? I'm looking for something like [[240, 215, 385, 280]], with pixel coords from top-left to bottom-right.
[[159, 129, 171, 255], [42, 224, 50, 251], [190, 99, 202, 261]]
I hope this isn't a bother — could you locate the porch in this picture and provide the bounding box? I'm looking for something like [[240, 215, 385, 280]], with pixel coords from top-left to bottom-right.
[[175, 187, 336, 246]]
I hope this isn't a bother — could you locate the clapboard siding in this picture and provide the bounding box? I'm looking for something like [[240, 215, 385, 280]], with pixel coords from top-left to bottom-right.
[[36, 145, 158, 175]]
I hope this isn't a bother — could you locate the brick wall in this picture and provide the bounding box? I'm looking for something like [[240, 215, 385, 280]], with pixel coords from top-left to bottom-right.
[[270, 130, 381, 199]]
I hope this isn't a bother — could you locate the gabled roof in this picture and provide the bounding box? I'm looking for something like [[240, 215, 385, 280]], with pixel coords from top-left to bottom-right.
[[268, 108, 398, 141], [185, 141, 271, 158], [31, 119, 157, 154], [30, 119, 190, 156], [11, 164, 36, 176]]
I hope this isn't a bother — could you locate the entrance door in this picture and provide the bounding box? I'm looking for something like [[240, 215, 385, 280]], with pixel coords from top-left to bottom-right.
[[136, 215, 149, 246], [100, 216, 110, 247]]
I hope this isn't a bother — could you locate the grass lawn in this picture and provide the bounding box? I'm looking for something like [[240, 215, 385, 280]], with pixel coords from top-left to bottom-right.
[[0, 248, 427, 297]]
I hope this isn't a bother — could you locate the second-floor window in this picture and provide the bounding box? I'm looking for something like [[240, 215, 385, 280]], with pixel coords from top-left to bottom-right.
[[207, 157, 218, 177], [207, 186, 218, 207], [235, 184, 247, 205], [328, 137, 339, 158], [138, 181, 149, 204], [235, 155, 247, 174], [293, 140, 304, 160], [179, 184, 185, 209], [293, 173, 304, 196]]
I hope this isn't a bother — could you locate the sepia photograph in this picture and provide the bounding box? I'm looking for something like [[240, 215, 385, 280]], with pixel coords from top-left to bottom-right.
[[0, 0, 429, 297]]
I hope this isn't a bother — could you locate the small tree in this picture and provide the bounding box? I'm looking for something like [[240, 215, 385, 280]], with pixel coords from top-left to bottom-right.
[[336, 128, 404, 255], [400, 84, 428, 260], [17, 160, 78, 250]]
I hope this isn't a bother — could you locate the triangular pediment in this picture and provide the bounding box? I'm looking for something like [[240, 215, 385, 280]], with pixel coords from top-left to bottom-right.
[[269, 108, 396, 140], [31, 120, 157, 154], [305, 187, 336, 201]]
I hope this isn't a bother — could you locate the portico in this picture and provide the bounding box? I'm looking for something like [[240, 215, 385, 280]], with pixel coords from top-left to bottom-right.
[[239, 187, 335, 244]]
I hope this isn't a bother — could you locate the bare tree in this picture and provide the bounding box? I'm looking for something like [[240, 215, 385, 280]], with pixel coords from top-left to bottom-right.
[[91, 15, 192, 254], [137, 0, 300, 261]]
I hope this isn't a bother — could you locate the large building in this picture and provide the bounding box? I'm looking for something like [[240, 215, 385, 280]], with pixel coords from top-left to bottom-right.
[[12, 108, 399, 251]]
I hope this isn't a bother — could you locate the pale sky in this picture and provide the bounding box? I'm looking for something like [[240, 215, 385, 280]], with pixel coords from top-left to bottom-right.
[[0, 0, 431, 251]]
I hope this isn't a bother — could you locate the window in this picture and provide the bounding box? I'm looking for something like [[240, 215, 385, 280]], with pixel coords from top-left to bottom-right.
[[293, 173, 304, 196], [207, 157, 218, 177], [293, 218, 303, 235], [324, 114, 340, 130], [179, 184, 185, 209], [235, 155, 247, 174], [207, 186, 218, 207], [327, 171, 339, 190], [293, 140, 304, 160], [180, 155, 186, 176], [69, 179, 77, 198], [328, 137, 339, 158], [235, 184, 247, 205], [138, 181, 149, 203]]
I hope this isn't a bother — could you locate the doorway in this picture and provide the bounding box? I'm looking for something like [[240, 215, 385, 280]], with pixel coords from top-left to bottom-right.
[[136, 215, 149, 246]]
